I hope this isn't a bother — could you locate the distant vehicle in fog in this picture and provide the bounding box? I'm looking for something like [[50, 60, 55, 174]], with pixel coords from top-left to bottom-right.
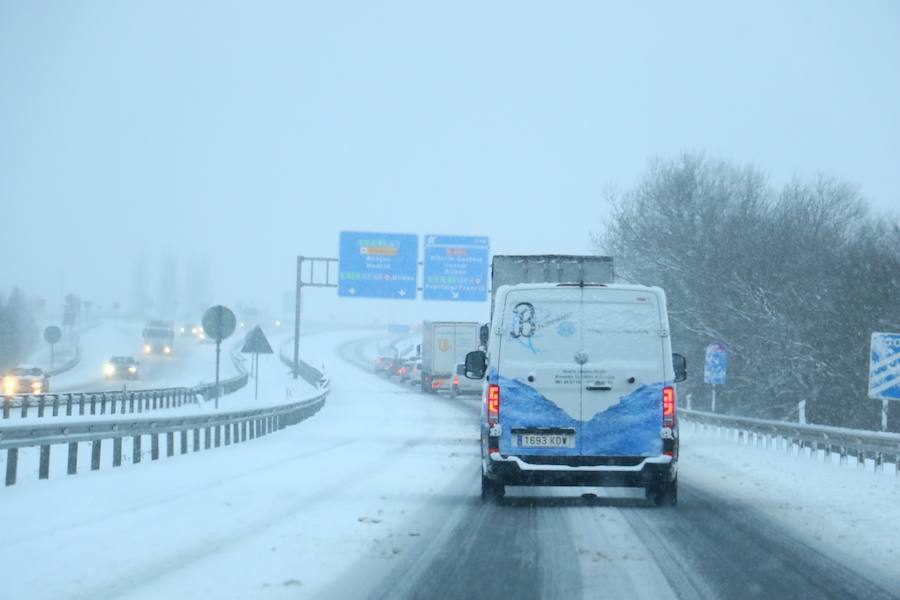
[[179, 323, 205, 340], [103, 356, 139, 380], [143, 320, 175, 355], [408, 359, 423, 386], [374, 353, 396, 374], [397, 358, 417, 382], [450, 363, 481, 398], [420, 321, 480, 394], [2, 366, 49, 395]]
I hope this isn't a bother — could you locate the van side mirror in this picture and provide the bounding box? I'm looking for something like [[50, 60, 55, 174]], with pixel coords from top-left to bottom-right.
[[479, 324, 489, 347], [672, 353, 687, 382], [465, 350, 487, 380]]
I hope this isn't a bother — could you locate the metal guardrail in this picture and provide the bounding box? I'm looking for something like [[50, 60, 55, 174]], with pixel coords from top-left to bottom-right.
[[2, 387, 197, 420], [1, 389, 328, 486], [45, 345, 81, 377], [2, 348, 250, 420], [1, 357, 330, 486], [279, 342, 328, 389], [193, 350, 250, 401], [680, 408, 900, 474]]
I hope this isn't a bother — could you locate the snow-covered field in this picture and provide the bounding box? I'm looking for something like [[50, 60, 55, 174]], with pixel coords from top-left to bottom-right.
[[0, 328, 897, 600], [0, 329, 478, 599]]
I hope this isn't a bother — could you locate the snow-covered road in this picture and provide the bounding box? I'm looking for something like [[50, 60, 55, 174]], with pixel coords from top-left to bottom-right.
[[1, 328, 898, 600]]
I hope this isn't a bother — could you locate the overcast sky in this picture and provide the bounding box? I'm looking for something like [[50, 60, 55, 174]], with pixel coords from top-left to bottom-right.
[[2, 1, 898, 323]]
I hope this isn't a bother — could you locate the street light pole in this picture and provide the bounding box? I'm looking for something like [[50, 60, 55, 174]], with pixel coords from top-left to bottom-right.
[[293, 256, 302, 380]]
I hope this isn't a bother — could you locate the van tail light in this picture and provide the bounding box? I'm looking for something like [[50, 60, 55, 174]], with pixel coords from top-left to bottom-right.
[[453, 375, 459, 386], [663, 386, 675, 427], [487, 384, 500, 425]]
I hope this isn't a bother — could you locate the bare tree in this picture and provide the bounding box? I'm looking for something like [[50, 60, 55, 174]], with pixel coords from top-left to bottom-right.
[[595, 153, 900, 430]]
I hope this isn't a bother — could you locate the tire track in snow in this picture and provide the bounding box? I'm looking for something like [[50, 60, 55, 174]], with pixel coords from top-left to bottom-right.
[[621, 481, 899, 600], [335, 333, 900, 600], [74, 435, 438, 600]]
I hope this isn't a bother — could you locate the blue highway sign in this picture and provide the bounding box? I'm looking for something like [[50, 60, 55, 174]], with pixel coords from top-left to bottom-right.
[[338, 231, 418, 299], [423, 235, 490, 301], [869, 332, 900, 401], [704, 342, 728, 385]]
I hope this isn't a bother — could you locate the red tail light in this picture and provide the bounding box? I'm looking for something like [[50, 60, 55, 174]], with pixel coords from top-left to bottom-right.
[[663, 386, 675, 427], [453, 375, 459, 386], [487, 384, 500, 424]]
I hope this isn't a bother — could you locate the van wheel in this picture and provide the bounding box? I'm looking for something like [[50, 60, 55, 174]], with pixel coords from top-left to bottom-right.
[[646, 480, 677, 507], [481, 472, 505, 502]]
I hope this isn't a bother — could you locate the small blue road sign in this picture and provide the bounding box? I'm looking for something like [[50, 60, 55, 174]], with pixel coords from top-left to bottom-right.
[[869, 332, 900, 401], [423, 235, 489, 301], [704, 342, 728, 385], [338, 231, 418, 299]]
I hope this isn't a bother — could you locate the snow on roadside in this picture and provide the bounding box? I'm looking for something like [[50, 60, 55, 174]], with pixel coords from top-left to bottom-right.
[[680, 424, 900, 588], [0, 328, 478, 600]]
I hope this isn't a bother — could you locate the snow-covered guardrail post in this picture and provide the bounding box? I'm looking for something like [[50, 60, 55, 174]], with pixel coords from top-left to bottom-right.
[[1, 389, 329, 486], [681, 408, 900, 476]]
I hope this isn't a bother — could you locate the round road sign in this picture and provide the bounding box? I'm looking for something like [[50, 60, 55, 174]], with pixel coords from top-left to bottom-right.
[[44, 325, 62, 344], [202, 305, 237, 342]]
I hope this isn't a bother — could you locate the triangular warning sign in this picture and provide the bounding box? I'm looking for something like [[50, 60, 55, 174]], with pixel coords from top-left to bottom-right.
[[241, 326, 274, 354]]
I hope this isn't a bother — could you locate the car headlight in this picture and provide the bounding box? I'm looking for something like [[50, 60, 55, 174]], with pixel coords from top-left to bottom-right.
[[31, 380, 43, 393], [128, 365, 137, 373], [144, 344, 152, 354], [103, 364, 116, 376], [163, 346, 171, 354], [3, 377, 17, 394]]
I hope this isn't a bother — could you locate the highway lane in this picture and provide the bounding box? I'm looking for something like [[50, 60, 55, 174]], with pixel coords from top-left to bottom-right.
[[2, 329, 896, 600], [334, 334, 899, 600]]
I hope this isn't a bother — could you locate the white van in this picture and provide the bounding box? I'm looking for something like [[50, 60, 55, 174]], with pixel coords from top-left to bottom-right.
[[465, 283, 686, 505]]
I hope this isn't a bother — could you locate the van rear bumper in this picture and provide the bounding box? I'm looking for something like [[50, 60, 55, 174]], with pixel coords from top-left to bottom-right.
[[486, 453, 675, 488]]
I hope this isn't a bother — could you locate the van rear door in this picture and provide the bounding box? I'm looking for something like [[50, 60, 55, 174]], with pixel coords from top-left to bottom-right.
[[496, 287, 582, 456], [579, 288, 667, 457]]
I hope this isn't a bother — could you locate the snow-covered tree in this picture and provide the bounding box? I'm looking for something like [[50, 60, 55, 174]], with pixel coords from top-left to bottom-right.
[[594, 153, 900, 430]]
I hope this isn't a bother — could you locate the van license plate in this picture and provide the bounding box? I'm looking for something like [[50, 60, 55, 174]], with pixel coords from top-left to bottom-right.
[[514, 434, 575, 448]]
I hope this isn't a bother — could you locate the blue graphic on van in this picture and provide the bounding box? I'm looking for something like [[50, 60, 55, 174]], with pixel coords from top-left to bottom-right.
[[493, 372, 664, 457], [557, 321, 576, 337], [509, 307, 575, 354]]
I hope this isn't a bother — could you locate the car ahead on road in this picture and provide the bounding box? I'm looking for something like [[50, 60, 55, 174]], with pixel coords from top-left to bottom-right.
[[2, 366, 50, 395], [397, 358, 417, 382], [388, 358, 409, 379], [450, 363, 481, 398], [374, 355, 396, 374], [466, 283, 687, 506], [103, 356, 139, 380], [179, 324, 206, 341], [408, 359, 423, 386]]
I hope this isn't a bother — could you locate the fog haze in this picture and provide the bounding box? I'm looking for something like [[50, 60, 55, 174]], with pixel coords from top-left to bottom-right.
[[2, 0, 898, 323]]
